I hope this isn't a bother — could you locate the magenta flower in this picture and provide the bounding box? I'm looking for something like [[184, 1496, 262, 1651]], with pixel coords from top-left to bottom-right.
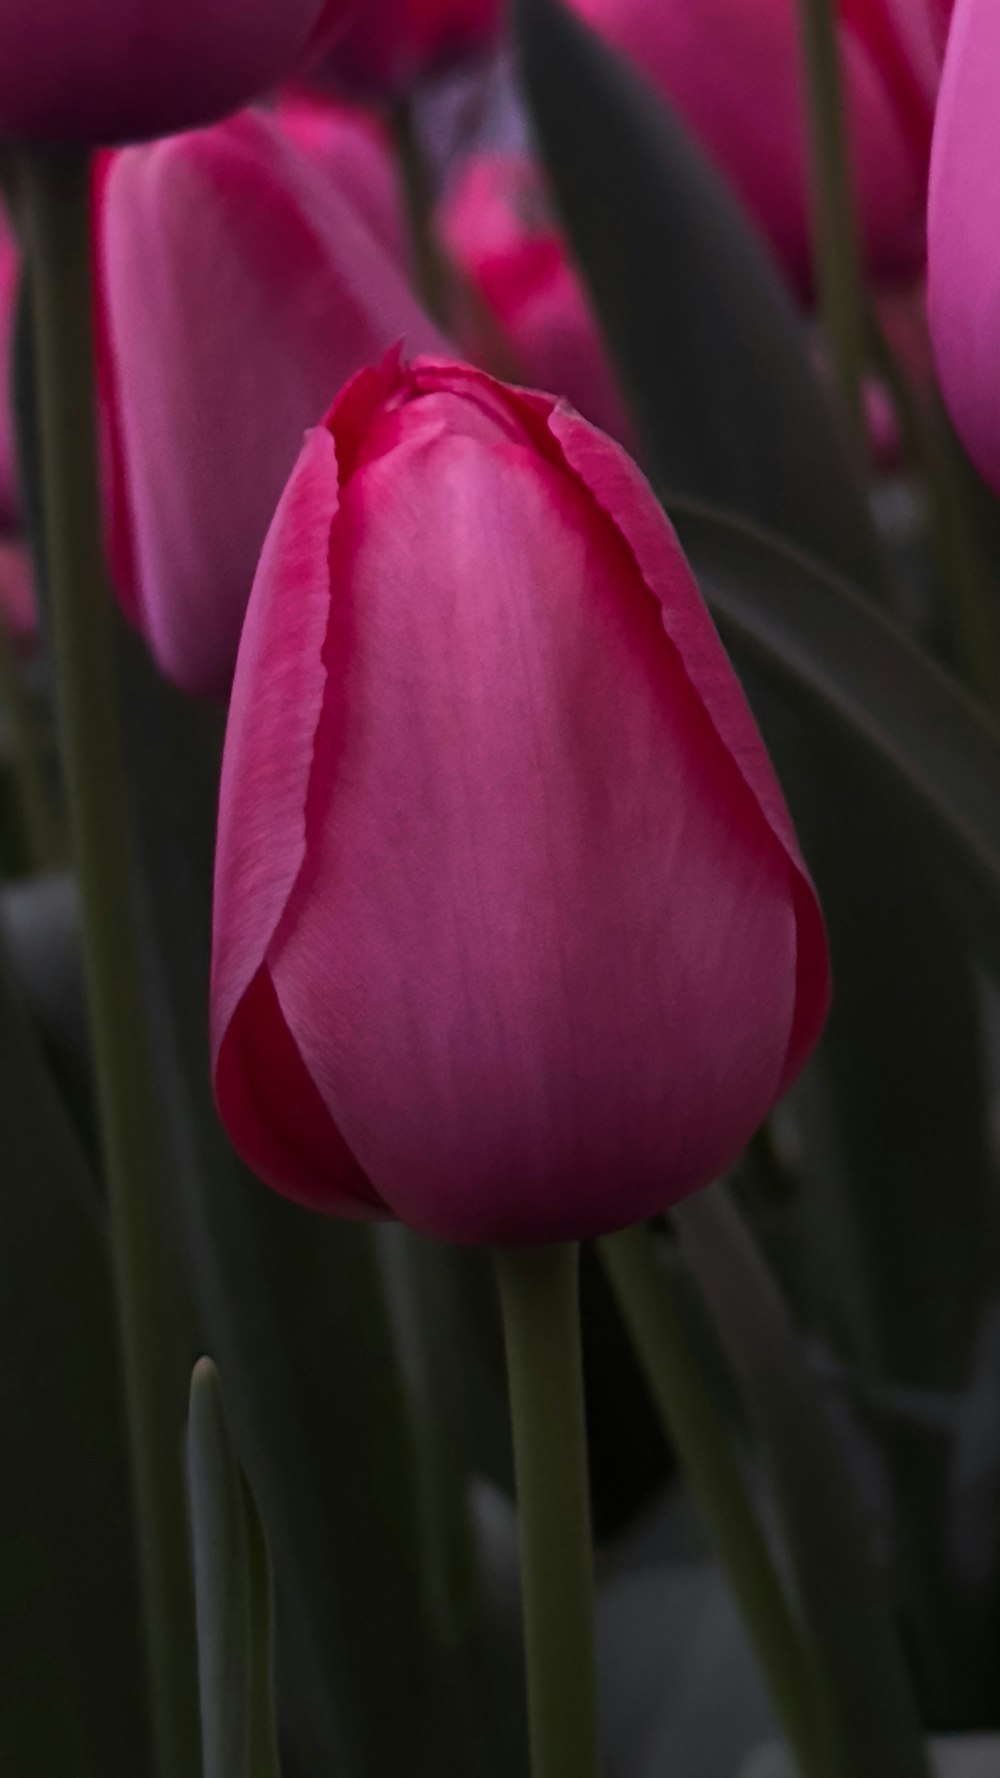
[[97, 108, 444, 696], [442, 151, 634, 447], [211, 355, 829, 1244], [0, 0, 353, 144], [314, 0, 502, 95], [927, 0, 1000, 492]]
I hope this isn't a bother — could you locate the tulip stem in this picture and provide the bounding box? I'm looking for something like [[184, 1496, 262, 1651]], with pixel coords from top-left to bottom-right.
[[796, 0, 869, 462], [390, 95, 453, 330], [599, 1224, 828, 1778], [869, 313, 1000, 714], [496, 1243, 602, 1778], [20, 147, 199, 1778]]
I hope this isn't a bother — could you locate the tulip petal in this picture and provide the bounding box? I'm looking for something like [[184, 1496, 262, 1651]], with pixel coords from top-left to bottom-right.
[[264, 369, 812, 1242], [211, 423, 381, 1215], [544, 397, 830, 1091], [928, 0, 1000, 495], [100, 109, 443, 695]]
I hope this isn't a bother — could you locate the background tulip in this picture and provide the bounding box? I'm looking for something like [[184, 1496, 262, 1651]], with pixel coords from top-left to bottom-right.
[[211, 354, 829, 1245], [0, 0, 353, 144], [927, 0, 1000, 494], [275, 91, 406, 260], [98, 107, 444, 696], [441, 151, 634, 445], [0, 209, 21, 530], [567, 0, 939, 291], [312, 0, 502, 96]]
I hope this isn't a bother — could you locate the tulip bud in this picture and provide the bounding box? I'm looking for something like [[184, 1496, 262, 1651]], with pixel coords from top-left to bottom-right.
[[312, 0, 502, 96], [927, 0, 1000, 493], [97, 108, 444, 696], [211, 354, 829, 1245], [441, 151, 634, 447], [0, 0, 353, 144], [567, 0, 938, 292]]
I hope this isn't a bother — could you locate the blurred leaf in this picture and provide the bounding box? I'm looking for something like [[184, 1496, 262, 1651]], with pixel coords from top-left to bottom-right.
[[676, 501, 1000, 1716], [115, 622, 455, 1778], [0, 872, 84, 1051], [11, 268, 47, 621], [676, 1193, 930, 1778], [742, 1734, 1000, 1778], [598, 1558, 775, 1778], [0, 946, 146, 1775], [516, 0, 893, 603], [674, 501, 1000, 989], [0, 872, 96, 1160], [187, 1359, 280, 1778], [376, 1228, 529, 1778]]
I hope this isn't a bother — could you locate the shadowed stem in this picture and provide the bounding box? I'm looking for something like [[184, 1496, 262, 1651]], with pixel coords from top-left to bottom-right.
[[390, 94, 453, 329], [870, 312, 1000, 714], [797, 0, 869, 462], [19, 147, 199, 1778], [600, 1223, 828, 1778], [496, 1243, 602, 1778]]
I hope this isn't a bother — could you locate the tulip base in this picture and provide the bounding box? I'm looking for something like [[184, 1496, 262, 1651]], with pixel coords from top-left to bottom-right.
[[496, 1242, 602, 1778]]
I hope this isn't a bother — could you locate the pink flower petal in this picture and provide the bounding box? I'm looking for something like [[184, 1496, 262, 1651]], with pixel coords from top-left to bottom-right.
[[212, 422, 382, 1215], [99, 108, 444, 695], [928, 0, 1000, 493]]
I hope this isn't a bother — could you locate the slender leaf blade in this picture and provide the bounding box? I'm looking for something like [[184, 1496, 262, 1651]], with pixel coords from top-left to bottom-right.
[[516, 0, 892, 601], [188, 1358, 280, 1778]]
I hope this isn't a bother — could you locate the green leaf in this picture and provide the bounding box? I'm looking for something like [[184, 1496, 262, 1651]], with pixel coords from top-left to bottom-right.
[[676, 1193, 931, 1778], [0, 946, 146, 1776], [675, 500, 1000, 1718], [515, 0, 892, 602], [187, 1359, 280, 1778], [115, 624, 452, 1778], [673, 501, 1000, 975]]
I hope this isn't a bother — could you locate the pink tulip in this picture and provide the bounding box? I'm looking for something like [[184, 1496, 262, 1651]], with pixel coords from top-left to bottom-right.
[[568, 0, 941, 291], [98, 108, 443, 697], [313, 0, 502, 96], [274, 91, 406, 261], [0, 0, 353, 144], [0, 211, 21, 530], [441, 152, 635, 447], [927, 0, 1000, 493], [211, 353, 829, 1244]]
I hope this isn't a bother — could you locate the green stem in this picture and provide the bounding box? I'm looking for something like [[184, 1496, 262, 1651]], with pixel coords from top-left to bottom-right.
[[20, 148, 199, 1778], [389, 94, 453, 330], [0, 611, 62, 869], [870, 316, 1000, 712], [496, 1244, 602, 1778], [797, 0, 869, 460], [675, 1188, 930, 1778], [599, 1225, 826, 1778]]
